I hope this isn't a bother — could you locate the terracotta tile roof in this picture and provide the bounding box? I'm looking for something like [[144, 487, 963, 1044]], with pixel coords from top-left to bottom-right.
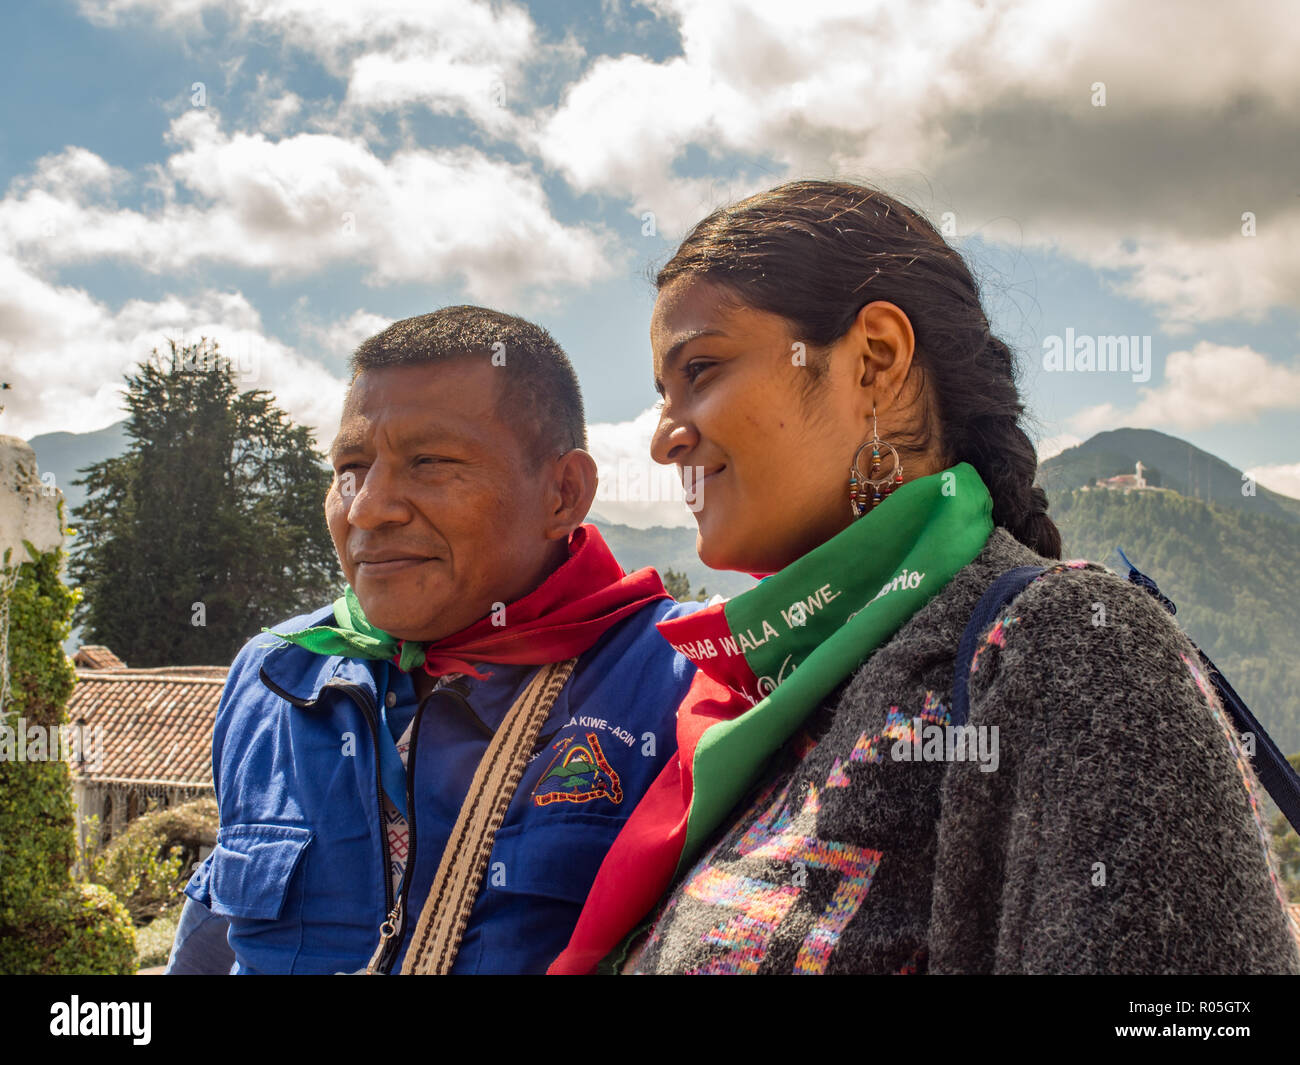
[[67, 667, 227, 788], [71, 645, 127, 670]]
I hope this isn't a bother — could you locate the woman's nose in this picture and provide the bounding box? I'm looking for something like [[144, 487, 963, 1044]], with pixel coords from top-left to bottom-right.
[[650, 401, 698, 466]]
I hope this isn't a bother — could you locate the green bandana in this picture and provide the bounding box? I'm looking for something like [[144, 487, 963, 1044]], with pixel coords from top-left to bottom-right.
[[264, 586, 427, 671], [548, 461, 997, 974], [655, 461, 995, 866]]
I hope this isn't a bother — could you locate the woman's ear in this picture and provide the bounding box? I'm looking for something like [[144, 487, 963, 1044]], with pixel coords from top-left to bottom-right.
[[545, 448, 599, 541], [851, 301, 916, 398]]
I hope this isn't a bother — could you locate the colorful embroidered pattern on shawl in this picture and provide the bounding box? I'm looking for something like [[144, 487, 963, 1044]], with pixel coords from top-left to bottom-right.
[[633, 693, 956, 974]]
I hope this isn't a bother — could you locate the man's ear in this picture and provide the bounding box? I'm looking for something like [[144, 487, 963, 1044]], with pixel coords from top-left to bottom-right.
[[544, 448, 599, 541]]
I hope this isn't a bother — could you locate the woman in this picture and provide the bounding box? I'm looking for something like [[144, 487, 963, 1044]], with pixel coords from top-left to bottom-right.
[[550, 179, 1300, 975]]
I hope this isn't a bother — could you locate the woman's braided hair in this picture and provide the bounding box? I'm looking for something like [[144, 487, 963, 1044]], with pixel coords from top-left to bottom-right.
[[656, 179, 1062, 559]]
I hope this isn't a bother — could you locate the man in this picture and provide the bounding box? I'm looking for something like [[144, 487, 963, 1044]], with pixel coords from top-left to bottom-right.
[[166, 306, 699, 974]]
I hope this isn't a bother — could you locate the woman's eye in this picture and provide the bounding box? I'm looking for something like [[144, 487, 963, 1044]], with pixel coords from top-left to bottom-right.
[[683, 359, 715, 383]]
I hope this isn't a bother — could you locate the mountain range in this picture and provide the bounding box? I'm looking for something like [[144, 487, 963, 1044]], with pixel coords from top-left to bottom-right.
[[1038, 427, 1300, 526]]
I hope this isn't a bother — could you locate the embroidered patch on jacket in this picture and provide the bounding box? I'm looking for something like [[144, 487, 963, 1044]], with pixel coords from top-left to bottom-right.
[[532, 731, 624, 806]]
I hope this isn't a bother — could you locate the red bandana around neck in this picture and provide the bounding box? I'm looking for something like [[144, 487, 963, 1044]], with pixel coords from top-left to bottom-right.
[[403, 523, 669, 679]]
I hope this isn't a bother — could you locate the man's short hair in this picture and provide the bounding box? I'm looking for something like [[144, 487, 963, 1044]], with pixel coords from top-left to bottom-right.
[[349, 306, 587, 463]]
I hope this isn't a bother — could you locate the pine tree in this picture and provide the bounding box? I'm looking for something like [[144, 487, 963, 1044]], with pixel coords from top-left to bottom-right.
[[67, 339, 342, 667], [661, 568, 691, 601]]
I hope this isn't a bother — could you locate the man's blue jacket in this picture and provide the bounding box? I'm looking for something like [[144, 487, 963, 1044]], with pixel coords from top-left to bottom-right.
[[171, 596, 699, 974]]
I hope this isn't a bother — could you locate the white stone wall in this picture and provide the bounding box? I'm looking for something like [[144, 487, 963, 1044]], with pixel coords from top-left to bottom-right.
[[0, 434, 64, 566]]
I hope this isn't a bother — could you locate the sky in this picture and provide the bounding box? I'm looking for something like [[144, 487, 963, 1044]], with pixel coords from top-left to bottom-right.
[[1, 0, 1297, 526]]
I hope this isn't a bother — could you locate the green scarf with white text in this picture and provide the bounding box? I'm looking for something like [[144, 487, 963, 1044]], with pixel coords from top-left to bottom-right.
[[549, 461, 995, 974]]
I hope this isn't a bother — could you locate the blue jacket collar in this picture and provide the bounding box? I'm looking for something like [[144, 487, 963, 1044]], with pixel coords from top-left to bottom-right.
[[258, 604, 381, 707], [255, 604, 565, 717]]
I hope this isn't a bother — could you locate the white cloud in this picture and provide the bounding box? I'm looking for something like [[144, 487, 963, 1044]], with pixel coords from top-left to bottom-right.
[[534, 54, 740, 233], [535, 0, 1300, 324], [1066, 402, 1123, 438], [82, 0, 546, 136], [1245, 462, 1300, 501], [41, 0, 1300, 456], [245, 74, 305, 136], [0, 114, 618, 303], [22, 147, 126, 200], [0, 250, 345, 444], [299, 308, 394, 360], [587, 406, 697, 528], [343, 25, 536, 137], [70, 0, 1300, 326], [1035, 433, 1082, 462], [1067, 342, 1300, 433], [1014, 221, 1300, 334]]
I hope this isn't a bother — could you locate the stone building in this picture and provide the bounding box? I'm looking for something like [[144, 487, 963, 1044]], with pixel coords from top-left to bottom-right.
[[1099, 459, 1147, 491]]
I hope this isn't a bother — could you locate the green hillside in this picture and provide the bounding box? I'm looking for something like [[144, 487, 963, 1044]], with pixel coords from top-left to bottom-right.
[[1040, 428, 1300, 526], [1052, 486, 1300, 756]]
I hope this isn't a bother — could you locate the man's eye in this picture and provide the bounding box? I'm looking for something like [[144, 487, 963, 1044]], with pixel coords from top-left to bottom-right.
[[683, 360, 715, 383]]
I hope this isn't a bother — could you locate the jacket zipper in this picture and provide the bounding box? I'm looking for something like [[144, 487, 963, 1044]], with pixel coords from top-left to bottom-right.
[[375, 675, 557, 973], [274, 669, 549, 974], [373, 687, 439, 974], [373, 678, 484, 974]]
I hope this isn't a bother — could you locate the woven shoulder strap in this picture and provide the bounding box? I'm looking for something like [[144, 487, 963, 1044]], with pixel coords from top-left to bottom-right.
[[401, 657, 577, 974]]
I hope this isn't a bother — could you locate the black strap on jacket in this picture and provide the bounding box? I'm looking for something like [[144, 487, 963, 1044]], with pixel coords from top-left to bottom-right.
[[951, 554, 1300, 834]]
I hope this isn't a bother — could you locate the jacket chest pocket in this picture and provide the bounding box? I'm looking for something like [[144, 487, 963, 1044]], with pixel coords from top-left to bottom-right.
[[467, 814, 624, 974], [188, 823, 314, 972]]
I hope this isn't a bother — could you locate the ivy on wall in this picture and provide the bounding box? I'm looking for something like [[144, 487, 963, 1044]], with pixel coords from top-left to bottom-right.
[[0, 500, 135, 974]]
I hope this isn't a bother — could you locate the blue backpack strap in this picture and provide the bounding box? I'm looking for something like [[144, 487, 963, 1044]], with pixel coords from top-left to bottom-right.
[[1117, 549, 1300, 835], [952, 565, 1045, 727]]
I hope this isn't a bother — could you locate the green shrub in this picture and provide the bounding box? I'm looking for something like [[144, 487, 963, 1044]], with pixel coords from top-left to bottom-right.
[[88, 823, 186, 924], [135, 902, 184, 969], [0, 882, 135, 975], [0, 522, 136, 974], [80, 797, 218, 922]]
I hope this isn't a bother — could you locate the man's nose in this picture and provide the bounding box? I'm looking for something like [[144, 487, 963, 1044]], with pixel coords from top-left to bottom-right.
[[650, 401, 698, 466], [342, 462, 409, 528]]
